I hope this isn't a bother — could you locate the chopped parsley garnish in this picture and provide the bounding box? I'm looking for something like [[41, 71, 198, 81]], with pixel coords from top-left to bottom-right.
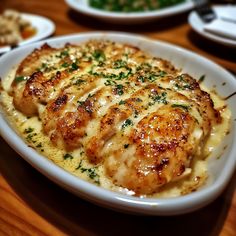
[[113, 59, 127, 69], [59, 50, 69, 58], [61, 62, 70, 68], [70, 62, 79, 71], [137, 75, 145, 83], [174, 74, 193, 90], [80, 151, 85, 156], [74, 79, 85, 86], [63, 153, 74, 160], [41, 63, 48, 69], [61, 61, 79, 71], [158, 71, 167, 77], [116, 69, 132, 80], [124, 144, 129, 148], [176, 74, 185, 81], [14, 76, 27, 83], [92, 50, 106, 61], [137, 70, 166, 83], [148, 74, 158, 82], [38, 63, 57, 73], [91, 68, 131, 83], [198, 75, 205, 83], [104, 79, 117, 86], [150, 92, 168, 105], [122, 119, 133, 129], [115, 84, 124, 95], [171, 104, 190, 111], [137, 63, 152, 71], [136, 98, 143, 102], [24, 127, 34, 133], [148, 71, 167, 81], [76, 160, 100, 184], [87, 168, 99, 180], [26, 132, 37, 142], [77, 101, 85, 106], [104, 73, 117, 79], [119, 100, 126, 105], [36, 143, 43, 148]]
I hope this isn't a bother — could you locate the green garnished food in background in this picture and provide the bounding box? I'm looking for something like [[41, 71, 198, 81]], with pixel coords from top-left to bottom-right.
[[89, 0, 185, 12]]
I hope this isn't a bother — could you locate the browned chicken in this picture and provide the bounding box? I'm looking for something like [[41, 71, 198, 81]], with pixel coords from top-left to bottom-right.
[[10, 40, 221, 195]]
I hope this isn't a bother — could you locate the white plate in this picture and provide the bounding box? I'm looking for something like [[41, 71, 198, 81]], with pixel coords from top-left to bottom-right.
[[0, 32, 236, 215], [188, 5, 236, 47], [0, 13, 55, 54], [65, 0, 193, 23]]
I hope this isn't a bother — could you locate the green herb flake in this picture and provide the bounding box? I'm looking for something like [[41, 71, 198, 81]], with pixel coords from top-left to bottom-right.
[[77, 100, 85, 106], [92, 50, 106, 61], [74, 79, 85, 86], [104, 79, 116, 86], [136, 98, 143, 102], [115, 84, 124, 95], [24, 127, 34, 133], [14, 76, 27, 83], [174, 74, 193, 90], [87, 168, 99, 180], [88, 93, 94, 98], [70, 63, 79, 71], [124, 144, 129, 148], [171, 104, 190, 111], [36, 143, 43, 148], [137, 76, 145, 83], [80, 151, 84, 156], [61, 62, 70, 68], [158, 71, 167, 77], [60, 50, 69, 57], [122, 119, 133, 129], [76, 160, 100, 184], [63, 153, 74, 160], [151, 92, 168, 105], [113, 59, 127, 69], [26, 133, 37, 142], [198, 75, 205, 83], [148, 74, 157, 82], [119, 100, 126, 105], [117, 68, 132, 80]]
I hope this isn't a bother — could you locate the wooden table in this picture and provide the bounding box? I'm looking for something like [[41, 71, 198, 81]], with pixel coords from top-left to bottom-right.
[[0, 0, 235, 235]]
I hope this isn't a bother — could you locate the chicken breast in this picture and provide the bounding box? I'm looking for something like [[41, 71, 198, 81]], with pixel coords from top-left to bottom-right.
[[10, 40, 221, 195]]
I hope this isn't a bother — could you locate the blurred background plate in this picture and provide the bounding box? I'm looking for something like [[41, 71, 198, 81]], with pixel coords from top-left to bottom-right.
[[0, 13, 55, 54], [65, 0, 194, 24], [188, 5, 236, 47]]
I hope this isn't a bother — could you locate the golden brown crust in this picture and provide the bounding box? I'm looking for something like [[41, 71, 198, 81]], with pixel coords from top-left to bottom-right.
[[9, 40, 221, 195], [16, 44, 57, 76]]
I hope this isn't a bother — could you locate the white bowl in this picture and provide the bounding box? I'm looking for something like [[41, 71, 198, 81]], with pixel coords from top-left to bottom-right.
[[0, 32, 235, 215], [65, 0, 193, 23]]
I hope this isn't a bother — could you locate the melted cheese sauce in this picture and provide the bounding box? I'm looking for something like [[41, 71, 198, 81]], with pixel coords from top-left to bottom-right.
[[0, 63, 231, 198]]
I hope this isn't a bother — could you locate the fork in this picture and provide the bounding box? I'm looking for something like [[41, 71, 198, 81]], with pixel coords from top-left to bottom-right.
[[192, 0, 217, 23]]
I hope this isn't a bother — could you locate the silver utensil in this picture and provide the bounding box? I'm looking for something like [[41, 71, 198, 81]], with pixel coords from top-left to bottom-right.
[[193, 0, 217, 23]]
